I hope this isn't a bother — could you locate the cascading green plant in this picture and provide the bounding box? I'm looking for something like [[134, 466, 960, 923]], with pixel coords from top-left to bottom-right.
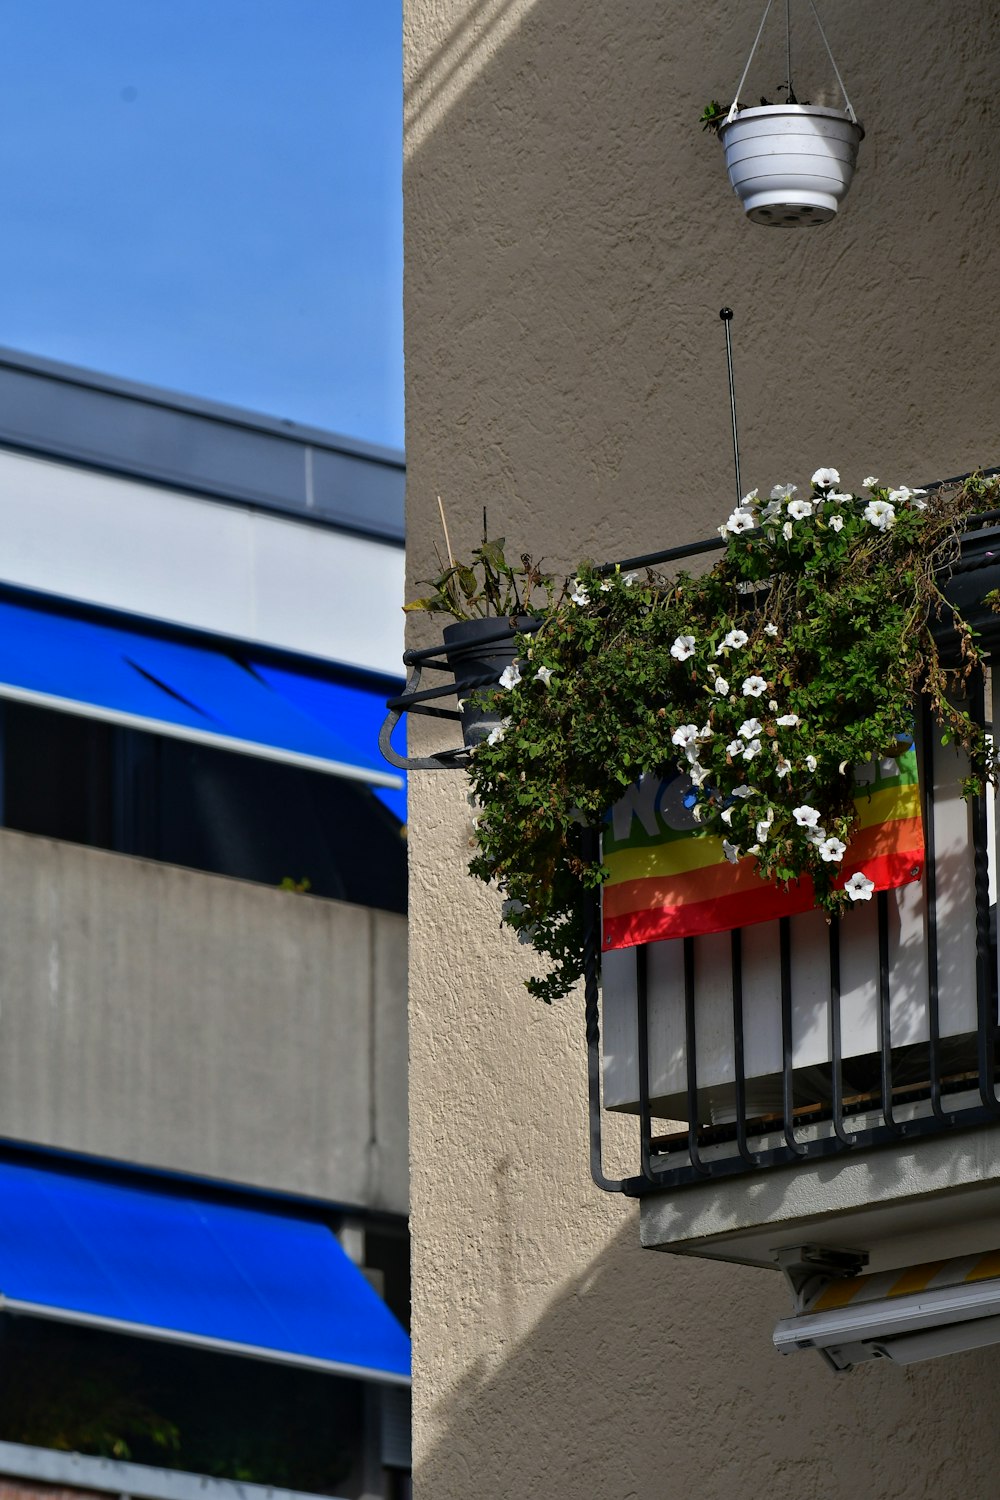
[[463, 470, 1000, 1003]]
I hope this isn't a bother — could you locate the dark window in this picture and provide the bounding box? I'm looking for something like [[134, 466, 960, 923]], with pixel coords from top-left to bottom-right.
[[0, 701, 405, 914]]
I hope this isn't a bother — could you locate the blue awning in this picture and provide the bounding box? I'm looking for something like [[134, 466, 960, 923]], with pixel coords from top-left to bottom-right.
[[0, 1159, 410, 1386], [0, 596, 402, 797]]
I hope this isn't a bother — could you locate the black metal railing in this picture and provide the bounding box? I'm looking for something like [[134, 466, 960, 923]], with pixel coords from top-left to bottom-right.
[[586, 516, 1000, 1198]]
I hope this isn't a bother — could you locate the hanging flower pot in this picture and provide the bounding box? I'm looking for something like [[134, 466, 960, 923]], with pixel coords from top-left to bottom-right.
[[719, 103, 863, 226], [443, 615, 527, 748], [709, 0, 864, 226]]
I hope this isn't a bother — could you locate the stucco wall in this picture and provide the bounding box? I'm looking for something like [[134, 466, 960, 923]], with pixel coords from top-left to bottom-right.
[[404, 1, 1000, 1495]]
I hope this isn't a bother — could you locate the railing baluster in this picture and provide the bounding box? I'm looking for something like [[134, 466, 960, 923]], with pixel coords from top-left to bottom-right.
[[731, 928, 757, 1167], [683, 938, 709, 1175], [780, 918, 808, 1156]]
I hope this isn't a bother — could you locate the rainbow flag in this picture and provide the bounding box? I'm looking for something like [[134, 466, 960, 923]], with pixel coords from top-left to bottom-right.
[[601, 747, 924, 951]]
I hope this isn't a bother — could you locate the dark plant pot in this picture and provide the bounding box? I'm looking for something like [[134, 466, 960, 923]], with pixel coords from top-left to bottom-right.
[[443, 616, 529, 748]]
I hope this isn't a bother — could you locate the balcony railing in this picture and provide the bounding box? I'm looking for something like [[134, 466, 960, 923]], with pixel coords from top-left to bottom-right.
[[587, 517, 1000, 1200]]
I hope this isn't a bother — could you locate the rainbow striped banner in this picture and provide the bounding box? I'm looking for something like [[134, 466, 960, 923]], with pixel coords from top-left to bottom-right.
[[601, 747, 924, 951]]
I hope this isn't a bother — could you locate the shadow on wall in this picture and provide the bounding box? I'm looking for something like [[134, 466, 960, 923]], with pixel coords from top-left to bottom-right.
[[419, 1213, 1000, 1500]]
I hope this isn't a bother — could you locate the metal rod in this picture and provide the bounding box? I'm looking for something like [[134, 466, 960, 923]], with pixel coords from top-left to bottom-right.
[[921, 699, 946, 1122], [968, 671, 1000, 1112], [829, 916, 852, 1148], [780, 918, 808, 1155], [785, 0, 793, 100], [637, 945, 654, 1181], [683, 938, 709, 1175], [876, 890, 900, 1132], [720, 309, 742, 509], [581, 831, 628, 1193], [730, 928, 757, 1167]]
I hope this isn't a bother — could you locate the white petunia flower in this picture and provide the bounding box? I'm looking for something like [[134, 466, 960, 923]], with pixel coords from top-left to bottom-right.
[[782, 521, 794, 541], [712, 676, 730, 696], [770, 483, 797, 500], [776, 713, 800, 727], [742, 488, 759, 505], [671, 724, 700, 749], [670, 634, 697, 661], [889, 486, 928, 510], [828, 514, 844, 532], [811, 467, 840, 489], [756, 808, 774, 842], [738, 717, 763, 739], [826, 492, 853, 504], [742, 738, 762, 761], [819, 837, 847, 863], [805, 755, 818, 772], [499, 662, 521, 690], [623, 572, 639, 586], [787, 499, 814, 521], [731, 785, 754, 799], [600, 579, 613, 592], [722, 840, 741, 865], [768, 699, 779, 711], [727, 739, 743, 756], [764, 622, 779, 636], [570, 581, 590, 605], [864, 499, 895, 531], [720, 805, 735, 825], [742, 675, 767, 697], [775, 758, 792, 778], [716, 628, 749, 654], [724, 507, 756, 535], [535, 665, 554, 687], [845, 871, 875, 901], [689, 763, 710, 787], [487, 718, 511, 746], [863, 476, 879, 489], [793, 804, 822, 828]]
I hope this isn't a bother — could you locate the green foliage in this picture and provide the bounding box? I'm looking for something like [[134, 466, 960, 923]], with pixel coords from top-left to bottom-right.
[[463, 472, 1000, 1003], [279, 875, 312, 893], [404, 538, 558, 620], [700, 99, 726, 133]]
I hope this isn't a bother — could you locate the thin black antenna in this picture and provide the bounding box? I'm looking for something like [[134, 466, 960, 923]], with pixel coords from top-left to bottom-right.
[[720, 308, 743, 507]]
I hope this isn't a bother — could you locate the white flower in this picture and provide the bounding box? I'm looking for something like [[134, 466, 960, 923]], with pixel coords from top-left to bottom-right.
[[793, 804, 822, 828], [742, 488, 759, 505], [775, 758, 792, 777], [535, 665, 554, 687], [670, 634, 697, 661], [889, 486, 928, 510], [727, 739, 743, 756], [787, 499, 814, 521], [622, 572, 638, 586], [819, 837, 847, 863], [724, 507, 756, 535], [770, 483, 796, 500], [698, 723, 713, 740], [570, 581, 590, 605], [742, 738, 762, 761], [671, 724, 700, 749], [487, 718, 511, 746], [828, 514, 844, 532], [764, 622, 779, 637], [739, 717, 763, 739], [717, 628, 749, 654], [864, 499, 895, 531], [742, 675, 767, 697], [805, 825, 827, 846], [755, 808, 774, 842], [761, 499, 783, 523], [805, 754, 818, 772], [863, 476, 879, 490], [768, 699, 779, 711], [782, 521, 793, 541], [845, 871, 875, 901], [600, 580, 613, 592], [826, 492, 853, 504], [747, 843, 762, 856], [499, 662, 521, 690], [720, 805, 735, 825], [501, 898, 525, 919], [712, 676, 730, 696], [722, 840, 741, 865], [811, 467, 840, 489], [688, 763, 710, 787], [776, 713, 800, 727], [731, 784, 754, 799]]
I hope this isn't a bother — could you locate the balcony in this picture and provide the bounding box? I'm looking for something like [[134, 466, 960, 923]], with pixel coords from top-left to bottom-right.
[[584, 521, 1000, 1364], [0, 826, 407, 1214]]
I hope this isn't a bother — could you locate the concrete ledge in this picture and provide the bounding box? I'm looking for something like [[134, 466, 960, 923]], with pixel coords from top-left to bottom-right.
[[640, 1117, 1000, 1274], [0, 1440, 345, 1500]]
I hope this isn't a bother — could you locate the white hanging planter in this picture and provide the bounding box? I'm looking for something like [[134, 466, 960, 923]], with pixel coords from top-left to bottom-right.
[[719, 104, 863, 227]]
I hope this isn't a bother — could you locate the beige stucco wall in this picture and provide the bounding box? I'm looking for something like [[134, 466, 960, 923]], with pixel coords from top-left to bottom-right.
[[403, 2, 1000, 1495]]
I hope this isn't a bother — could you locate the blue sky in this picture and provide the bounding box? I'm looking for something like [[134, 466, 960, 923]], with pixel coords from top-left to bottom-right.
[[0, 2, 403, 450]]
